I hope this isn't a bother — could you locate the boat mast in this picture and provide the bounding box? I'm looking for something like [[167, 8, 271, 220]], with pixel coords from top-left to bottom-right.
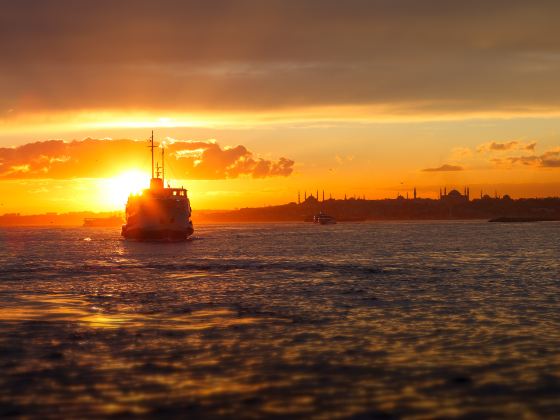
[[161, 143, 165, 185], [148, 130, 156, 179]]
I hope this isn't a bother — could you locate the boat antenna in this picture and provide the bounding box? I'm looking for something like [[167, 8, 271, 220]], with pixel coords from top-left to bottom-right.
[[156, 163, 161, 179], [148, 130, 156, 179], [161, 142, 165, 184]]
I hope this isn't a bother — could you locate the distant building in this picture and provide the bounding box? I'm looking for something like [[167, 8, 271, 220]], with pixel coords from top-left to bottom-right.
[[440, 187, 470, 204], [304, 195, 319, 204]]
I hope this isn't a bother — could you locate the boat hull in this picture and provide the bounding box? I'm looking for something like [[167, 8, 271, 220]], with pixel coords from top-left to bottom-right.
[[121, 225, 194, 242], [313, 213, 337, 224]]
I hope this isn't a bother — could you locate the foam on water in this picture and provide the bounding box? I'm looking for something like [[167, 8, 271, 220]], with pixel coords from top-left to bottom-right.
[[0, 221, 559, 418]]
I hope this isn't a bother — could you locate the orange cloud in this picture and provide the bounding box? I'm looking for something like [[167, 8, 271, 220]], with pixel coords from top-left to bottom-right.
[[422, 164, 463, 172], [0, 138, 294, 180]]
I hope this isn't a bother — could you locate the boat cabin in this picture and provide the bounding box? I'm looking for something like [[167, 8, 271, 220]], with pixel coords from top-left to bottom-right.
[[146, 177, 188, 198]]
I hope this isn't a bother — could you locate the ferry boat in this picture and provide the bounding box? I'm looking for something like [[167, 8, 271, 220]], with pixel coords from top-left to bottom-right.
[[121, 132, 194, 241], [313, 212, 337, 225]]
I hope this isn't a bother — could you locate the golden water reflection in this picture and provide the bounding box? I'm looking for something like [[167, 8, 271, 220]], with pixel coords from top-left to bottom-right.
[[0, 294, 266, 330]]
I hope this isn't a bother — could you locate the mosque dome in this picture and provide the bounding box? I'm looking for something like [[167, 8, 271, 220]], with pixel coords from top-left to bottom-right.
[[447, 189, 462, 197]]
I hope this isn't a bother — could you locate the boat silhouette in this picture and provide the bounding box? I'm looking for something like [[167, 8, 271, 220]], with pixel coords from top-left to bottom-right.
[[121, 132, 194, 241], [313, 212, 337, 225]]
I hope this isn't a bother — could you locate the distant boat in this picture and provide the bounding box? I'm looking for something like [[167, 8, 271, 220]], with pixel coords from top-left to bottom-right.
[[313, 212, 337, 225], [83, 216, 123, 227], [121, 131, 194, 241]]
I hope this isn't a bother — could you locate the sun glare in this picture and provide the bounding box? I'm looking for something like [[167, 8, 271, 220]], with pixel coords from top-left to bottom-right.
[[102, 170, 150, 209]]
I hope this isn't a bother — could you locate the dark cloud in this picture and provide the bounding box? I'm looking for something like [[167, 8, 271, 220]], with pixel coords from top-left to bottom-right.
[[3, 1, 560, 116], [541, 159, 560, 167], [0, 138, 294, 180], [477, 140, 537, 153], [422, 164, 463, 172], [491, 148, 560, 168], [524, 142, 538, 151], [489, 141, 519, 151]]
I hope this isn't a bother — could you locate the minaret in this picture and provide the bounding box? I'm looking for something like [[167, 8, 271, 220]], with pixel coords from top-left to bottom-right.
[[316, 189, 319, 200], [439, 188, 442, 199], [304, 191, 307, 200], [414, 187, 417, 200], [444, 187, 447, 196], [467, 187, 470, 201], [322, 190, 325, 202], [298, 191, 300, 204]]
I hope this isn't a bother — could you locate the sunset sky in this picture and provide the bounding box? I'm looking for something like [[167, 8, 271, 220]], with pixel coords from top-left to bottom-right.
[[2, 0, 560, 213]]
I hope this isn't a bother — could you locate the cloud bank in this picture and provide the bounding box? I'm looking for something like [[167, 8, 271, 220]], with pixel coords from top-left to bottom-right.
[[3, 1, 560, 118], [0, 138, 294, 180]]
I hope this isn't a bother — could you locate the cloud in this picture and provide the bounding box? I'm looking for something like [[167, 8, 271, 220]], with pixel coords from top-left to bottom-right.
[[0, 138, 294, 180], [422, 164, 464, 172], [482, 141, 518, 152], [491, 147, 560, 168], [477, 140, 537, 153], [524, 141, 537, 151], [3, 1, 560, 117]]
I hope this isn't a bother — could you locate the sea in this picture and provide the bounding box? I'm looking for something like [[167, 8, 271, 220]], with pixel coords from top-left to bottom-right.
[[0, 221, 559, 418]]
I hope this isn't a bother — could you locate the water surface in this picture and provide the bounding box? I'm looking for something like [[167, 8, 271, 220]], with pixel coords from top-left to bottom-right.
[[1, 221, 559, 418]]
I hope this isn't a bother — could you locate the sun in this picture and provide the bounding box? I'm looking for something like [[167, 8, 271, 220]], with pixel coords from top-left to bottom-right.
[[102, 170, 151, 209]]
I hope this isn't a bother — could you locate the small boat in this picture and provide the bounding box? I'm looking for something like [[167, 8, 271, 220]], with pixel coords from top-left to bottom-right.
[[313, 212, 337, 225], [121, 131, 194, 241]]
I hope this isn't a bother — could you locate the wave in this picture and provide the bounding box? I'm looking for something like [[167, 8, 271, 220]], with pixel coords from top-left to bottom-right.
[[0, 258, 390, 280]]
